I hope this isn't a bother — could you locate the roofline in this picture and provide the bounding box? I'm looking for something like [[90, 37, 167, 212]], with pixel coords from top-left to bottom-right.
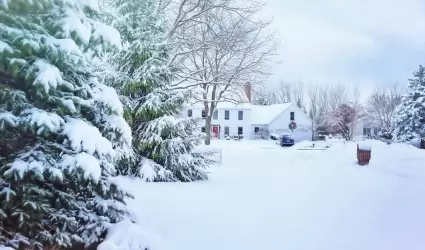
[[184, 102, 252, 110], [267, 103, 295, 125], [268, 103, 311, 125]]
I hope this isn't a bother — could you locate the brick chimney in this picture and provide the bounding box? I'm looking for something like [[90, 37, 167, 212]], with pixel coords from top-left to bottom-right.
[[244, 82, 252, 103]]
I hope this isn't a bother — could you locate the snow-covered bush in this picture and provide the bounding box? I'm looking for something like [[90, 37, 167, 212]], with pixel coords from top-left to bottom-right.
[[393, 65, 425, 142], [97, 219, 164, 250], [132, 116, 213, 182], [0, 0, 132, 248], [270, 134, 280, 140], [108, 0, 214, 182]]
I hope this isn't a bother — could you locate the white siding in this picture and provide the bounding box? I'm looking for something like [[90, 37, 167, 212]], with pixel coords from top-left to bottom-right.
[[268, 104, 312, 142], [180, 106, 252, 139], [351, 122, 364, 137], [351, 118, 381, 138], [251, 124, 269, 139], [213, 108, 252, 139], [181, 103, 312, 141]]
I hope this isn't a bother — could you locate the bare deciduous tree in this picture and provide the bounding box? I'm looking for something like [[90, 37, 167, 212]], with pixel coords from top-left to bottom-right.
[[305, 83, 363, 139], [253, 81, 305, 109], [252, 83, 278, 105], [166, 0, 261, 39], [274, 81, 292, 103], [272, 81, 305, 108], [366, 84, 403, 138], [291, 81, 305, 110], [172, 0, 279, 144], [328, 84, 347, 111], [307, 83, 319, 140]]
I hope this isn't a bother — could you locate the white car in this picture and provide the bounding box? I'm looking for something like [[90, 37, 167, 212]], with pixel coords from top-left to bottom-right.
[[269, 133, 280, 140]]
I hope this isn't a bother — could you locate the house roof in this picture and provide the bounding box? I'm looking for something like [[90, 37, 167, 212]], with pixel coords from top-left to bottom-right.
[[216, 101, 252, 109], [185, 100, 252, 109], [250, 103, 294, 124]]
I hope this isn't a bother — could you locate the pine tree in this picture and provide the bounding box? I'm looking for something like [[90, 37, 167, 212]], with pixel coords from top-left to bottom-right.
[[0, 0, 132, 248], [110, 0, 213, 181], [393, 65, 425, 142]]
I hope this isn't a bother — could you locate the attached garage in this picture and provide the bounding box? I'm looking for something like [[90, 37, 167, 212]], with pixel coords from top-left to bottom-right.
[[250, 103, 312, 142]]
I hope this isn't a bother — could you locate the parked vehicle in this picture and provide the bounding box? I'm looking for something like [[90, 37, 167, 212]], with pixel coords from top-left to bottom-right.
[[270, 133, 280, 140], [280, 134, 295, 147]]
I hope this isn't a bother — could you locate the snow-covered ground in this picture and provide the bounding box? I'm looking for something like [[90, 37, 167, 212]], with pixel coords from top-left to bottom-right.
[[117, 140, 425, 250]]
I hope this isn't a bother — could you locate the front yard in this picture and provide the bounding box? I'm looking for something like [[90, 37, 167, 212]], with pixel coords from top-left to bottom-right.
[[115, 140, 425, 250]]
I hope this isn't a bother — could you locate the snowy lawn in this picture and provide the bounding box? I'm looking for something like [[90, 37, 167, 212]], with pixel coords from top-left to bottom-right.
[[118, 140, 425, 250]]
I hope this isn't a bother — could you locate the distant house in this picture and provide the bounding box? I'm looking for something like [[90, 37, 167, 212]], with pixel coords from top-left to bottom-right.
[[351, 117, 381, 138], [181, 85, 312, 141]]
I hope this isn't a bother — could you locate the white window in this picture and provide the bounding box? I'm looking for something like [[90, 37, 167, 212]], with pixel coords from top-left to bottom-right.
[[213, 110, 218, 120], [201, 110, 206, 118], [224, 126, 229, 135], [224, 110, 229, 120], [363, 128, 371, 135], [238, 127, 243, 135], [238, 110, 243, 120]]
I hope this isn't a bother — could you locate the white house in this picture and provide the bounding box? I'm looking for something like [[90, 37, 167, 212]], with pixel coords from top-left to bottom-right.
[[351, 117, 381, 138], [250, 103, 312, 141], [181, 86, 312, 141]]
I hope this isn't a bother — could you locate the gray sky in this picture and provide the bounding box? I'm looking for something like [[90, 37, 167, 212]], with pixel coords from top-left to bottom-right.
[[262, 0, 425, 96]]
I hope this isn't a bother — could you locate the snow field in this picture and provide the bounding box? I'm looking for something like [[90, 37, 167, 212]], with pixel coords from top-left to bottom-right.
[[118, 140, 425, 250]]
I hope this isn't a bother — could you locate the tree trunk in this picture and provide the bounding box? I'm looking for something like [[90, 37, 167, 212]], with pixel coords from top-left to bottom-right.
[[311, 119, 314, 141], [343, 126, 350, 141], [205, 116, 212, 145]]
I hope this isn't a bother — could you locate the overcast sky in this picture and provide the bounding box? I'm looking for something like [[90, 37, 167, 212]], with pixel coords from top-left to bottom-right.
[[262, 0, 425, 96]]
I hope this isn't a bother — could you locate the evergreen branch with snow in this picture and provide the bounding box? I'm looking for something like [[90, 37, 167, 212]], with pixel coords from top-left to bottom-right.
[[107, 0, 214, 182], [393, 65, 425, 142], [0, 0, 133, 248]]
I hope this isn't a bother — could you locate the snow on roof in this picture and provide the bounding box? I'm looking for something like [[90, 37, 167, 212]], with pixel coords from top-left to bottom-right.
[[251, 103, 293, 124], [216, 101, 252, 109], [185, 101, 252, 110]]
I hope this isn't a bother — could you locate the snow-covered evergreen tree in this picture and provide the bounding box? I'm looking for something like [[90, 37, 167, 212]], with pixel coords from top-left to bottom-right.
[[110, 0, 213, 181], [393, 65, 425, 142], [0, 0, 132, 248]]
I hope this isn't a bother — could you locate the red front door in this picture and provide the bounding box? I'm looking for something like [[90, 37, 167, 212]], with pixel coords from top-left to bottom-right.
[[211, 126, 219, 138]]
